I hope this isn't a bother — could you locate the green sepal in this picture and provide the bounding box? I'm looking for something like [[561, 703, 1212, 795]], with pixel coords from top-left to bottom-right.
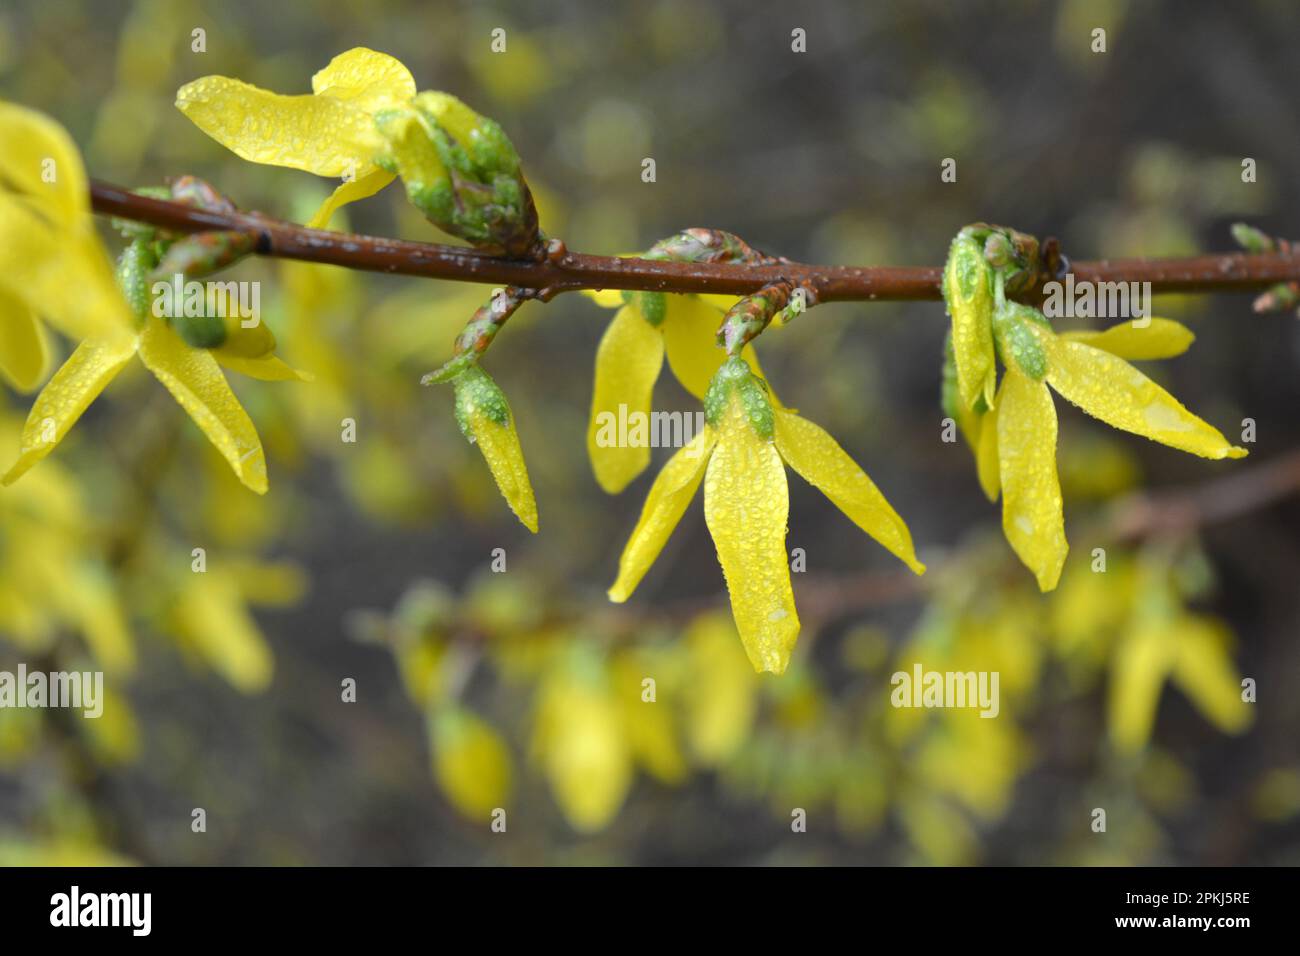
[[452, 365, 511, 440], [116, 239, 159, 323], [993, 302, 1050, 381], [704, 356, 774, 439]]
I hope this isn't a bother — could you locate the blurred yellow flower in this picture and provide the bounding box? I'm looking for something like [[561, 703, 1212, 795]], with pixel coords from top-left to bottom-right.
[[0, 102, 134, 390], [532, 651, 632, 832], [430, 708, 513, 821]]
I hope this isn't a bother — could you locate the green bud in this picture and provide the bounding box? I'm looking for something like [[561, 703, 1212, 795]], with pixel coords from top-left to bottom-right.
[[704, 356, 774, 438], [116, 239, 159, 322], [452, 365, 511, 439], [993, 302, 1049, 381], [635, 291, 667, 326], [378, 92, 539, 256], [1231, 222, 1275, 254]]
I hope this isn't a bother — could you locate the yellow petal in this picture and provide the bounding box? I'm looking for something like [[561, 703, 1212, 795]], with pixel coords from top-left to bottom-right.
[[173, 572, 273, 693], [0, 300, 49, 392], [533, 663, 632, 832], [697, 293, 742, 313], [608, 426, 717, 601], [306, 168, 395, 229], [975, 401, 1000, 502], [137, 318, 268, 493], [1042, 332, 1246, 460], [1108, 627, 1174, 755], [997, 371, 1066, 591], [310, 47, 416, 111], [1060, 318, 1195, 360], [176, 75, 383, 177], [463, 403, 538, 533], [430, 708, 513, 821], [661, 295, 768, 401], [944, 237, 996, 410], [0, 104, 133, 341], [2, 336, 138, 486], [583, 288, 625, 308], [587, 305, 665, 493], [214, 351, 313, 382], [703, 400, 799, 674], [0, 101, 88, 226], [1170, 616, 1252, 735], [773, 408, 924, 574]]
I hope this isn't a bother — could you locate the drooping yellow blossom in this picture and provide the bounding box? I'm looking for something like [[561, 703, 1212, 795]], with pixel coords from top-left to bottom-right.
[[585, 289, 769, 493], [176, 48, 416, 228], [430, 707, 513, 821], [974, 309, 1245, 590], [4, 316, 271, 493], [943, 231, 997, 411], [531, 650, 633, 832], [1110, 606, 1251, 755], [609, 357, 924, 674], [0, 102, 134, 389], [452, 365, 538, 532]]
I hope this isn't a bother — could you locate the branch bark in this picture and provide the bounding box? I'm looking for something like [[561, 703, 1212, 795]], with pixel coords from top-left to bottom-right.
[[91, 180, 1300, 303]]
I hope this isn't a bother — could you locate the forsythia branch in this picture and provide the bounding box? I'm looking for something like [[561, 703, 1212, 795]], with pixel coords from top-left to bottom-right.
[[90, 180, 1300, 304]]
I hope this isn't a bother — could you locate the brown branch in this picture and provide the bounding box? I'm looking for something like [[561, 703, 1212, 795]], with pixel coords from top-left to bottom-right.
[[90, 180, 1300, 303]]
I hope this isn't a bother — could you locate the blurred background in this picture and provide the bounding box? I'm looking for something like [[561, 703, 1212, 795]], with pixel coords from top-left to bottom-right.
[[1, 0, 1299, 865]]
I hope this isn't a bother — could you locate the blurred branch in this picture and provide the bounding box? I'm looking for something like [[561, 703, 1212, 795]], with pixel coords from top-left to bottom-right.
[[90, 180, 1300, 303]]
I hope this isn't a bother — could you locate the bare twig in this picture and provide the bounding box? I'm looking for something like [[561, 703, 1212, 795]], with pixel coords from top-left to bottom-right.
[[91, 180, 1300, 303]]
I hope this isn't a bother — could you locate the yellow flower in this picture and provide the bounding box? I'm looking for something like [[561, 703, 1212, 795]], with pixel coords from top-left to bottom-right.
[[975, 310, 1245, 591], [609, 358, 924, 674], [452, 365, 538, 532], [585, 289, 768, 493], [430, 708, 513, 821], [0, 102, 134, 390], [4, 316, 271, 493], [531, 649, 633, 832], [176, 48, 416, 228]]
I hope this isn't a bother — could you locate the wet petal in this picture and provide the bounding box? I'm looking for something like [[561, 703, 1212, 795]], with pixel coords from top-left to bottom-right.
[[1060, 318, 1194, 360], [608, 426, 717, 601], [457, 381, 538, 533], [662, 295, 768, 401], [976, 398, 1000, 502], [773, 408, 924, 574], [2, 336, 138, 486], [1043, 332, 1246, 460], [138, 318, 268, 493], [306, 168, 395, 229], [587, 305, 664, 493], [997, 371, 1066, 591], [310, 47, 416, 111], [703, 401, 799, 674], [176, 75, 384, 177]]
